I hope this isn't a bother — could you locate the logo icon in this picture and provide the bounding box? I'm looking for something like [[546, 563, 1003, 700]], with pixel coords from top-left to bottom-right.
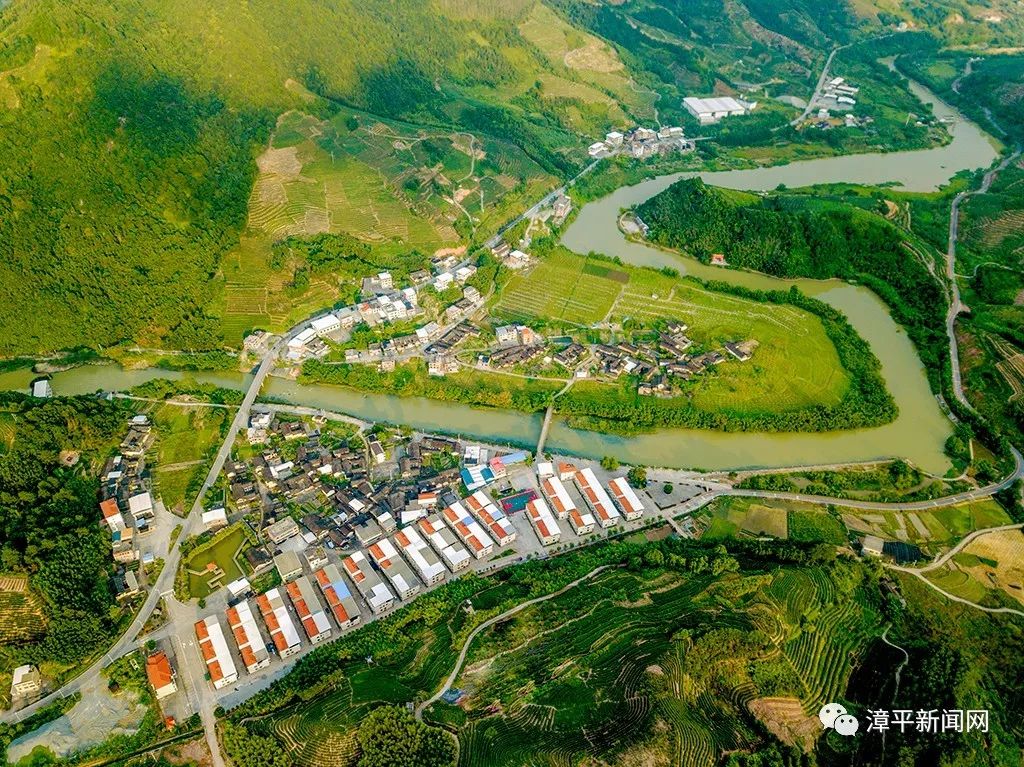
[[820, 703, 859, 736]]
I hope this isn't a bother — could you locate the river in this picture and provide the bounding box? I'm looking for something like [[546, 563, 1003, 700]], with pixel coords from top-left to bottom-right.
[[0, 75, 998, 473]]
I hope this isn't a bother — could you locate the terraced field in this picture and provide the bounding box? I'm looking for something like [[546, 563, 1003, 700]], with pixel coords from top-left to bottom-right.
[[249, 549, 882, 767], [0, 575, 46, 644], [494, 250, 624, 326]]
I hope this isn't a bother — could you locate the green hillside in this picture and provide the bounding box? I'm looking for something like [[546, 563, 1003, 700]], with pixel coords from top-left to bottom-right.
[[0, 0, 1019, 355], [221, 534, 1024, 767]]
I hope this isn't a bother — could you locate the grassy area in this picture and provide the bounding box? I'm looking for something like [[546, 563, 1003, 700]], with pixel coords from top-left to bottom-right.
[[150, 403, 228, 512]]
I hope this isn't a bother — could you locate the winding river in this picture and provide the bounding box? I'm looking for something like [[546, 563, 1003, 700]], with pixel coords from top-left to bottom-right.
[[0, 76, 998, 473]]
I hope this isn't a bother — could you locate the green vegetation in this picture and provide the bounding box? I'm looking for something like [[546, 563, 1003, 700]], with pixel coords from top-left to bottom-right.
[[301, 358, 561, 414], [638, 178, 949, 388], [739, 460, 969, 503], [356, 707, 455, 767], [217, 529, 1024, 766], [0, 394, 134, 687]]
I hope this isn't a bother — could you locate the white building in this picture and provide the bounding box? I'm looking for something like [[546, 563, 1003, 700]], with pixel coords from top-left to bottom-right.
[[286, 576, 333, 644], [256, 588, 302, 658], [127, 491, 155, 521], [201, 507, 228, 531], [394, 527, 447, 585], [464, 490, 516, 546], [343, 551, 396, 614], [683, 96, 755, 124], [441, 502, 495, 559], [418, 515, 471, 572], [569, 507, 596, 536], [574, 467, 621, 528], [367, 538, 421, 600], [541, 476, 576, 520], [310, 314, 341, 337], [314, 564, 362, 630], [31, 380, 52, 398], [588, 142, 611, 158], [195, 616, 238, 689], [526, 498, 561, 546], [99, 498, 126, 532], [226, 600, 271, 673], [605, 131, 624, 146], [608, 477, 645, 521]]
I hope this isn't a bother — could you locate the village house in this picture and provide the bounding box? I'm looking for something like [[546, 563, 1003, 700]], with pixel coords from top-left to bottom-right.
[[608, 477, 645, 521], [442, 501, 495, 559], [10, 665, 42, 708], [273, 550, 303, 582], [575, 467, 621, 528], [227, 601, 272, 673], [145, 653, 178, 699], [265, 516, 301, 546], [313, 564, 362, 631], [343, 551, 396, 614], [257, 588, 303, 658], [526, 498, 561, 546], [286, 576, 333, 644], [367, 538, 421, 600], [195, 615, 239, 689], [418, 515, 471, 572]]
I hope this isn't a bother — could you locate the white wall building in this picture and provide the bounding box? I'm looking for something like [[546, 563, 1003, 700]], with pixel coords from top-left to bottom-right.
[[195, 616, 238, 689]]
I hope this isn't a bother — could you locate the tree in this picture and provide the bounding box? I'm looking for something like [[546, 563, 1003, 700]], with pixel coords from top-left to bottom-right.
[[600, 456, 620, 471], [626, 466, 648, 486], [356, 706, 456, 767]]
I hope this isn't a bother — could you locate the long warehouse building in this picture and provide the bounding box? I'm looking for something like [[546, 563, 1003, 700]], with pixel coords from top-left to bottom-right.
[[314, 565, 362, 630], [574, 467, 621, 528], [226, 600, 271, 673], [442, 501, 495, 559], [195, 616, 238, 690], [394, 527, 447, 585], [367, 538, 421, 600], [343, 551, 397, 614], [257, 588, 303, 658], [286, 576, 333, 644], [418, 515, 472, 572]]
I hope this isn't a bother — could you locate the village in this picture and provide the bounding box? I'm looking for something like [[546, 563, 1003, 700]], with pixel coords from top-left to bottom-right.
[[587, 124, 695, 160], [68, 408, 666, 722]]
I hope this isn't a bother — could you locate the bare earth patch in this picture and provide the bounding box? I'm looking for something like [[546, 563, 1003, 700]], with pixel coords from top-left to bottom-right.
[[748, 697, 819, 750], [564, 41, 624, 73], [961, 529, 1024, 605]]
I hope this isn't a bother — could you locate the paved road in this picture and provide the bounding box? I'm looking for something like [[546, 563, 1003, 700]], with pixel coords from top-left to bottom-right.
[[946, 150, 1021, 412], [789, 43, 850, 127], [0, 341, 280, 751], [414, 565, 613, 721]]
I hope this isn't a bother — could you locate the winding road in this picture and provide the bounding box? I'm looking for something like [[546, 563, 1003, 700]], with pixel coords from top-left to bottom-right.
[[414, 565, 613, 721]]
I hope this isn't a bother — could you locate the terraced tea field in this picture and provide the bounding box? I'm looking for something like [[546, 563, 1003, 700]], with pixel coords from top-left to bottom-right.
[[245, 546, 883, 767], [0, 575, 46, 643]]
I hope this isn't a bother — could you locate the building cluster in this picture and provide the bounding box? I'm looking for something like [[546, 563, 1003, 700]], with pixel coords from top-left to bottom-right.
[[287, 255, 484, 364], [185, 405, 658, 693], [97, 414, 159, 600], [588, 126, 694, 159], [489, 241, 532, 271], [820, 76, 859, 108], [683, 96, 757, 125], [589, 323, 757, 397]]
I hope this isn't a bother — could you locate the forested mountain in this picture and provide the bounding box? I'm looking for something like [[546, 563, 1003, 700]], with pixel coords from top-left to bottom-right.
[[0, 0, 1015, 355]]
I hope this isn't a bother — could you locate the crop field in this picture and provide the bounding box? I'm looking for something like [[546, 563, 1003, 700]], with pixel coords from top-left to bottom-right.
[[841, 501, 1012, 555], [613, 270, 850, 413], [928, 529, 1024, 606], [494, 250, 624, 326], [0, 574, 46, 644], [252, 555, 880, 766]]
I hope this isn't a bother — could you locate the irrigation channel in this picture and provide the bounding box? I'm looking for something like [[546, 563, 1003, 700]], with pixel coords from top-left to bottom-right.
[[0, 74, 1000, 474]]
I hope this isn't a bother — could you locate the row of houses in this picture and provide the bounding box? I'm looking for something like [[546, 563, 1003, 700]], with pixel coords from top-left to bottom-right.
[[196, 565, 365, 689]]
